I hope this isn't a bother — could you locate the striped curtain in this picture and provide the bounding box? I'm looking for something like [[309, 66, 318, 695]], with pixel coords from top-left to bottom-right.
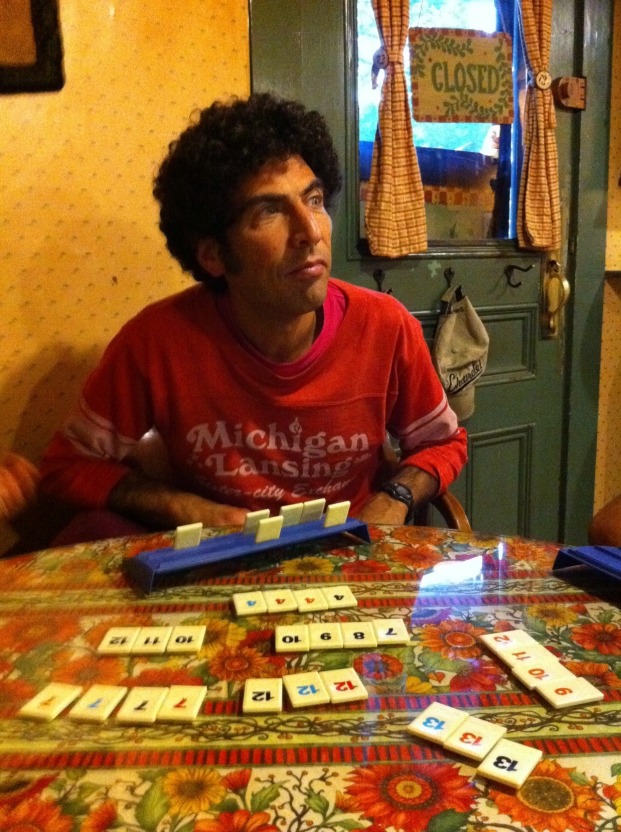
[[517, 0, 561, 250], [365, 0, 427, 256]]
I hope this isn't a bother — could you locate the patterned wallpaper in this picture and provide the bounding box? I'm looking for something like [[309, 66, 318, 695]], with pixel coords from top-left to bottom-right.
[[594, 0, 621, 512], [0, 0, 249, 550]]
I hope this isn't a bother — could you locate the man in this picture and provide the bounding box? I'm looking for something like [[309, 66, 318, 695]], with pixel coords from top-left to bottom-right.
[[0, 452, 39, 521], [39, 94, 467, 533]]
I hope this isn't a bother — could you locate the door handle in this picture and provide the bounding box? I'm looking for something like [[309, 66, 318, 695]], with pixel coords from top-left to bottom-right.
[[543, 260, 571, 338]]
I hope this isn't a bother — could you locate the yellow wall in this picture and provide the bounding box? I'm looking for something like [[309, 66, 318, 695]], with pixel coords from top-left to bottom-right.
[[594, 0, 621, 512], [0, 0, 249, 550]]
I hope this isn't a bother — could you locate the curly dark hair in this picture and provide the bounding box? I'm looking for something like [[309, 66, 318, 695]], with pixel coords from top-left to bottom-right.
[[153, 93, 342, 285]]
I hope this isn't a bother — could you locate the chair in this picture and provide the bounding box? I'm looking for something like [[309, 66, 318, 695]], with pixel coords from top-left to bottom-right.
[[381, 439, 471, 532], [588, 494, 621, 545]]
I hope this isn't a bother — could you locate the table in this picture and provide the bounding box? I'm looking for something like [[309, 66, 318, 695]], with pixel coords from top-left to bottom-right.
[[1, 524, 620, 832]]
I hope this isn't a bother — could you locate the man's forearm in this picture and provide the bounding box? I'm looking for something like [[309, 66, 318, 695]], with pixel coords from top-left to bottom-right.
[[357, 466, 439, 526], [107, 471, 248, 529]]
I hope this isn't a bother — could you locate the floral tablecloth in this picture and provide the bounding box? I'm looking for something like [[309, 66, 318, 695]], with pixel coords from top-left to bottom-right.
[[1, 525, 620, 832]]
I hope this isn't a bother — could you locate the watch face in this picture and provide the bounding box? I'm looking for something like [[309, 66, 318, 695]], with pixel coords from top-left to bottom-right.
[[383, 482, 413, 505]]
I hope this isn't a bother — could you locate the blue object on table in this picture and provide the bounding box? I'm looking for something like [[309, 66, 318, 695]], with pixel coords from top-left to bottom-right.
[[123, 518, 372, 594], [553, 545, 621, 580]]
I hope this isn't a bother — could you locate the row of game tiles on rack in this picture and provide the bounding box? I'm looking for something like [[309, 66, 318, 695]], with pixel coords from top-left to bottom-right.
[[174, 499, 352, 548]]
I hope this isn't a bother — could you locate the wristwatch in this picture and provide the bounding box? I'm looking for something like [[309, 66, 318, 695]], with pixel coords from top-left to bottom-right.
[[379, 481, 415, 523]]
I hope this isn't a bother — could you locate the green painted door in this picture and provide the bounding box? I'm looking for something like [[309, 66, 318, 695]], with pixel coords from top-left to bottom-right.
[[249, 0, 611, 544]]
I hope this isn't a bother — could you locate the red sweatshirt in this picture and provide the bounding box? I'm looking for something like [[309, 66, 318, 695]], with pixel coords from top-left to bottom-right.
[[40, 279, 467, 516]]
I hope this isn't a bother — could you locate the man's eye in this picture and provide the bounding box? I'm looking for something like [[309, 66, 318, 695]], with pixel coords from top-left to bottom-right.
[[309, 193, 325, 208]]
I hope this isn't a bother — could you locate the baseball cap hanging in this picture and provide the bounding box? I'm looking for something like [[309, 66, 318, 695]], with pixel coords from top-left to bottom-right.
[[432, 285, 489, 422]]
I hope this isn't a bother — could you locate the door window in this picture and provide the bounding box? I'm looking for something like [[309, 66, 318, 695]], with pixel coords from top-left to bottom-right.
[[357, 0, 522, 245]]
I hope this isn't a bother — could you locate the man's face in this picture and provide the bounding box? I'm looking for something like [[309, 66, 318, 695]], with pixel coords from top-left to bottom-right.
[[200, 155, 333, 325]]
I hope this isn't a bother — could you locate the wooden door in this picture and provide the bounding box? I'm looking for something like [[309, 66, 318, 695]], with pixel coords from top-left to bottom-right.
[[249, 0, 611, 543]]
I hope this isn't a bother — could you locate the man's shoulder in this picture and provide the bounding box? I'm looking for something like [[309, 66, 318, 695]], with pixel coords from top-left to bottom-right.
[[330, 277, 416, 323], [127, 284, 213, 328]]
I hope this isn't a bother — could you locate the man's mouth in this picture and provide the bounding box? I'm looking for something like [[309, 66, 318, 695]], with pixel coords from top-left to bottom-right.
[[287, 259, 328, 278]]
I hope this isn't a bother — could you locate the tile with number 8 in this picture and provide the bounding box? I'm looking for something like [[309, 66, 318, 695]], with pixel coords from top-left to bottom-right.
[[340, 621, 378, 649], [443, 714, 507, 761], [477, 738, 542, 788]]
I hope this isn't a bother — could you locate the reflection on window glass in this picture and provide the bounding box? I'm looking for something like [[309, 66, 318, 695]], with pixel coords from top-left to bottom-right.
[[357, 0, 518, 244]]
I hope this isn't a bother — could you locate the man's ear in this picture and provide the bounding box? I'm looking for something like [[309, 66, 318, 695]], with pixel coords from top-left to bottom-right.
[[197, 238, 226, 278]]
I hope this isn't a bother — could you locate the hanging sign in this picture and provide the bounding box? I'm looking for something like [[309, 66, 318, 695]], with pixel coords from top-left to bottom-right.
[[409, 28, 513, 123]]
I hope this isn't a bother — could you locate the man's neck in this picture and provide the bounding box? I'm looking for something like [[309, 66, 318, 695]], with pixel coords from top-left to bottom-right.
[[230, 306, 321, 363]]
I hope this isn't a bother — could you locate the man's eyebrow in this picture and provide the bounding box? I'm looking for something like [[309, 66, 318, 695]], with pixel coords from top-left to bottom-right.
[[236, 178, 325, 215]]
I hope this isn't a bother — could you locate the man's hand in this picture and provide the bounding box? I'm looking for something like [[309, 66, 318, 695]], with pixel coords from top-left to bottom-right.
[[0, 452, 40, 521], [108, 471, 248, 529], [358, 466, 440, 526]]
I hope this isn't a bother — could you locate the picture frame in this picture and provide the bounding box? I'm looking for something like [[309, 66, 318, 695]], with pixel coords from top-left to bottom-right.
[[0, 0, 64, 94]]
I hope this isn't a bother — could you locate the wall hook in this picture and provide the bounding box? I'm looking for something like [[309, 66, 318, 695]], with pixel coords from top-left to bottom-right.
[[504, 263, 534, 288], [444, 267, 456, 289], [372, 268, 392, 295]]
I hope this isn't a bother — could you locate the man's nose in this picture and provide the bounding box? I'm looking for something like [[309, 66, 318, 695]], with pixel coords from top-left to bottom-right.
[[290, 204, 322, 246]]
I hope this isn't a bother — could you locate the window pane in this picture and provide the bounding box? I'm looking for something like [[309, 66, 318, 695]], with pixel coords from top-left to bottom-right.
[[357, 0, 519, 245]]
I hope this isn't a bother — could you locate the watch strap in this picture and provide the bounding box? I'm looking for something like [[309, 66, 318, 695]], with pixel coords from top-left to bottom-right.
[[379, 481, 415, 523]]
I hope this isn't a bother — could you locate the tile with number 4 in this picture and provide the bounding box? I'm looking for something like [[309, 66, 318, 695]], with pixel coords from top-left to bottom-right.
[[321, 668, 368, 704], [536, 676, 604, 709], [232, 591, 267, 617], [477, 738, 543, 788], [406, 702, 469, 745], [292, 587, 328, 613], [323, 585, 357, 610], [263, 588, 298, 614], [283, 671, 330, 708], [443, 714, 507, 761], [243, 678, 283, 714]]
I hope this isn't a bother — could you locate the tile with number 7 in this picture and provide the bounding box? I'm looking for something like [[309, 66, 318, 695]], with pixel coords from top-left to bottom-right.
[[157, 685, 208, 721], [406, 702, 469, 745], [243, 678, 283, 714], [321, 668, 368, 704], [477, 738, 542, 788], [443, 714, 507, 761]]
